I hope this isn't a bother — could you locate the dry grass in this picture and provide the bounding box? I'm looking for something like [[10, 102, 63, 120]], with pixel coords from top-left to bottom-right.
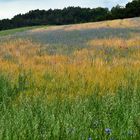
[[0, 38, 140, 94], [88, 37, 140, 49], [64, 18, 140, 31]]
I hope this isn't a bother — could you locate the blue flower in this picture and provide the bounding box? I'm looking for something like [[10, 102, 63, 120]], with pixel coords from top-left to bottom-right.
[[109, 138, 114, 140], [105, 128, 111, 134], [88, 137, 92, 140]]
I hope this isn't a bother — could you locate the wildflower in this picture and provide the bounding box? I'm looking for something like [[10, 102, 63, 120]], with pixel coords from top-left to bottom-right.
[[109, 138, 114, 140], [105, 128, 111, 134], [88, 137, 92, 140]]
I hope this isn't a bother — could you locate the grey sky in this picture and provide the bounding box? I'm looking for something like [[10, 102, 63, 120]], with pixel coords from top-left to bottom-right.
[[0, 0, 132, 19]]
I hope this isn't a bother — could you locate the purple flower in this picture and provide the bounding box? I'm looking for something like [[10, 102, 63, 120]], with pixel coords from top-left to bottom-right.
[[105, 128, 111, 134]]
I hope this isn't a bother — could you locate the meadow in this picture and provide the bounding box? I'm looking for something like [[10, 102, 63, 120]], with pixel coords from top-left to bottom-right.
[[0, 17, 140, 140]]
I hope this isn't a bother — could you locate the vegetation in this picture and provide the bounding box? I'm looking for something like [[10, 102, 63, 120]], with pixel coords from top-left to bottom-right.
[[0, 0, 140, 31], [0, 18, 140, 140], [0, 26, 44, 36]]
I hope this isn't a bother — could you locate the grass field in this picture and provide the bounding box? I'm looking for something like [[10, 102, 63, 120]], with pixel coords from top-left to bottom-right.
[[0, 18, 140, 140]]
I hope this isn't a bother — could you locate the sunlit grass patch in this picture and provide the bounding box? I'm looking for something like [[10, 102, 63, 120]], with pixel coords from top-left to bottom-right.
[[88, 37, 140, 49], [64, 17, 140, 31]]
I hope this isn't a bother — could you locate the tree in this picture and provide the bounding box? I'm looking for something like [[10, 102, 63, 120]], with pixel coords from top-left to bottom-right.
[[111, 5, 125, 19], [125, 0, 140, 17]]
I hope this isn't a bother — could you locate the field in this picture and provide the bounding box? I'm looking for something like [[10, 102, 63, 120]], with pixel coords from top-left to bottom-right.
[[0, 17, 140, 140]]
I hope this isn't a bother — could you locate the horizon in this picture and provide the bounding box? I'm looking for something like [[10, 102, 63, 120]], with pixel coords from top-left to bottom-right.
[[0, 0, 132, 20]]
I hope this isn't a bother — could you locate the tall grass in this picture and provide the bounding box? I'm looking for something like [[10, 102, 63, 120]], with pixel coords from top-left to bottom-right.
[[0, 71, 140, 140]]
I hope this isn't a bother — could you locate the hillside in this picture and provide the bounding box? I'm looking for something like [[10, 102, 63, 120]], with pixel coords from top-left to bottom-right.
[[0, 17, 140, 140], [1, 17, 140, 54]]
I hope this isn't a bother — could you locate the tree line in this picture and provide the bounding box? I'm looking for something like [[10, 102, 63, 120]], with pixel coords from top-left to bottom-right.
[[0, 0, 140, 31]]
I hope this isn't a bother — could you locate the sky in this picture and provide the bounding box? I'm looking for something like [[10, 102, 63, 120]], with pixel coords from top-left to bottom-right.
[[0, 0, 132, 19]]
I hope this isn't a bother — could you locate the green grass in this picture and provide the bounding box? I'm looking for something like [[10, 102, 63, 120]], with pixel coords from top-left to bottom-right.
[[0, 70, 140, 140], [0, 26, 47, 36]]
